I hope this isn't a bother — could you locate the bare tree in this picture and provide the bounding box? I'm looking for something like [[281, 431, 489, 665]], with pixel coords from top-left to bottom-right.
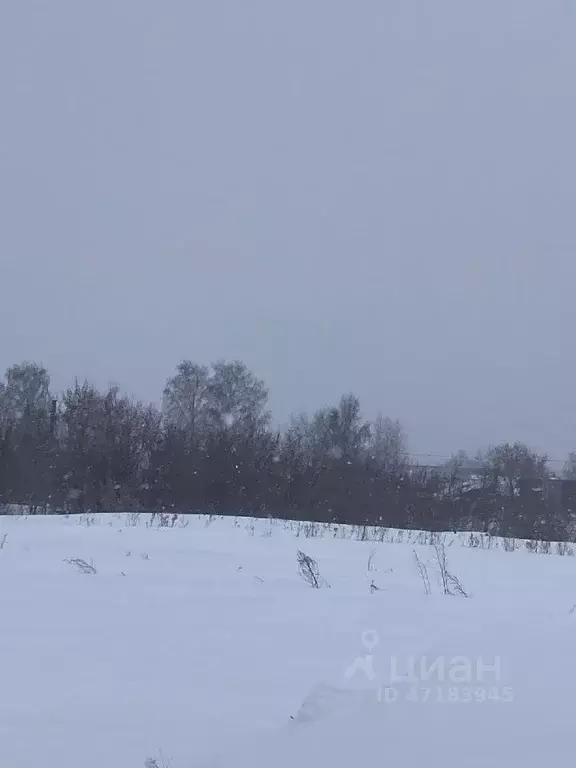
[[162, 361, 210, 442], [0, 362, 55, 511], [482, 442, 548, 499], [0, 361, 51, 427], [368, 415, 407, 476], [303, 394, 371, 464], [563, 452, 576, 479], [207, 359, 270, 434]]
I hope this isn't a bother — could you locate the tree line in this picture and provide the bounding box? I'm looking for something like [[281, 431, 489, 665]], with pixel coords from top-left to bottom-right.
[[0, 359, 574, 541]]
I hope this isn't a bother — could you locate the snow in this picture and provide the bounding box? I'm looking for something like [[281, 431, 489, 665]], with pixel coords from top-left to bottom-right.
[[1, 513, 575, 767]]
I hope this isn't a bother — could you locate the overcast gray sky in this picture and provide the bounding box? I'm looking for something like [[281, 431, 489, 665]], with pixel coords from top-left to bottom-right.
[[1, 1, 575, 461]]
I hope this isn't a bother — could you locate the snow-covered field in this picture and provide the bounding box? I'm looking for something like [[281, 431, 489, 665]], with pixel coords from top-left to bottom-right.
[[1, 513, 575, 767]]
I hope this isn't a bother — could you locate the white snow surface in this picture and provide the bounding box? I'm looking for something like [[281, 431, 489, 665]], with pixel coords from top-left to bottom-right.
[[1, 513, 575, 767]]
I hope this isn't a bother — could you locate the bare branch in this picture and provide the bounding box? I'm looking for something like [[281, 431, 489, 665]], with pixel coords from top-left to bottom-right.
[[297, 550, 328, 589], [64, 557, 97, 575], [413, 549, 432, 595]]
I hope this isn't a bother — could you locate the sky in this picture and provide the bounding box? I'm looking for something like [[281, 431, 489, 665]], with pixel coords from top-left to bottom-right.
[[1, 1, 575, 463]]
